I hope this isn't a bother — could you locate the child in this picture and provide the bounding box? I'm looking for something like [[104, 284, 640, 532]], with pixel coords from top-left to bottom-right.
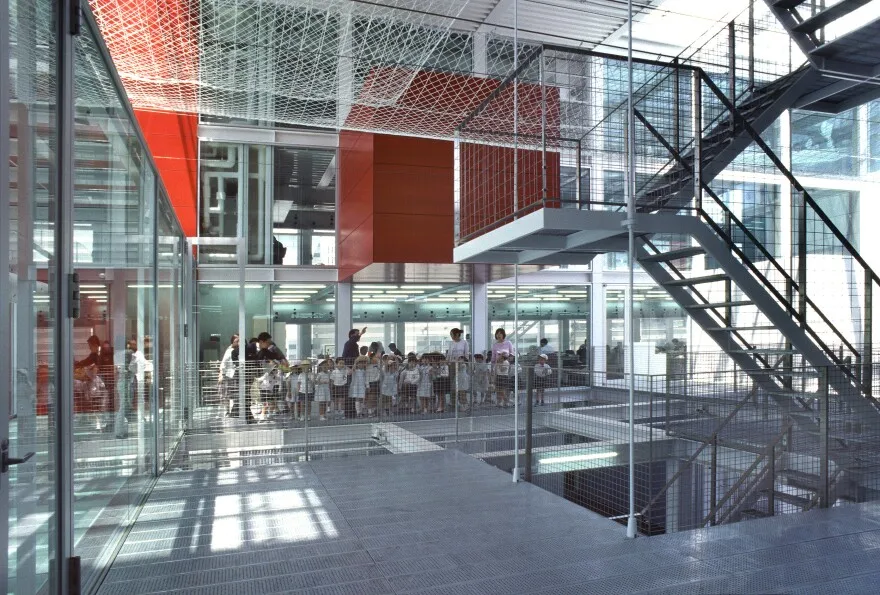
[[366, 354, 381, 417], [313, 360, 331, 420], [416, 356, 433, 415], [350, 356, 369, 417], [494, 352, 510, 408], [472, 353, 490, 406], [399, 355, 420, 413], [330, 358, 349, 418], [534, 353, 552, 406], [455, 356, 470, 412], [379, 356, 398, 417], [508, 355, 521, 406], [293, 363, 313, 421], [433, 356, 450, 413]]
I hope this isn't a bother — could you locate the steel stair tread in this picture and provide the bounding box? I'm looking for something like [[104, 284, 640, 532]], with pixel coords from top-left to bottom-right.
[[791, 0, 873, 33], [729, 348, 796, 355], [686, 300, 752, 310], [765, 489, 813, 508], [779, 469, 821, 491], [663, 273, 729, 287], [773, 0, 806, 10], [639, 247, 705, 262], [706, 325, 779, 332]]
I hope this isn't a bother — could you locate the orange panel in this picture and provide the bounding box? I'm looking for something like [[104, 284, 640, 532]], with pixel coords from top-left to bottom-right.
[[134, 109, 199, 237]]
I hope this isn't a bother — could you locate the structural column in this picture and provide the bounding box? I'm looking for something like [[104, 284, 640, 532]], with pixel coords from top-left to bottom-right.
[[336, 281, 353, 356]]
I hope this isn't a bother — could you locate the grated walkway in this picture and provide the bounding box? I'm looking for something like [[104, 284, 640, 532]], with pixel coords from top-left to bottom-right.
[[98, 450, 880, 594]]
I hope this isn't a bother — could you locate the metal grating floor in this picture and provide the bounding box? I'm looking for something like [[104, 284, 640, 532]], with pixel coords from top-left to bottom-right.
[[97, 450, 880, 594]]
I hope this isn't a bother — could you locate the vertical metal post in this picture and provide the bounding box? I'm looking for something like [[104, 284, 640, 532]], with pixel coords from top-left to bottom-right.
[[864, 272, 872, 397], [672, 58, 680, 152], [784, 279, 794, 389], [541, 54, 547, 205], [797, 192, 807, 326], [524, 367, 533, 482], [625, 0, 637, 540], [303, 365, 310, 461], [512, 0, 519, 218], [513, 264, 520, 482], [710, 436, 718, 526], [693, 70, 703, 212], [818, 367, 830, 508], [151, 190, 161, 475], [575, 140, 584, 209], [728, 21, 736, 118], [57, 0, 78, 589], [748, 0, 755, 91], [768, 443, 776, 515]]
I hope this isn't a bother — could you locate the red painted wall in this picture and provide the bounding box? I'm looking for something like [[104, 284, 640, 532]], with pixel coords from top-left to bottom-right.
[[134, 109, 199, 237], [337, 131, 455, 280]]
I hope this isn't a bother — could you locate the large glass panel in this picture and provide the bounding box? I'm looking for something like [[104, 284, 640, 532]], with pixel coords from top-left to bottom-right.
[[270, 284, 336, 360], [199, 142, 242, 263], [7, 0, 59, 590], [272, 146, 336, 266], [792, 108, 859, 178], [71, 16, 163, 591], [352, 284, 470, 355], [488, 284, 590, 388]]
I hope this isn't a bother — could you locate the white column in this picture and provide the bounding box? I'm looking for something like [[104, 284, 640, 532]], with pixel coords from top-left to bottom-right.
[[591, 263, 607, 378], [472, 265, 489, 356], [336, 281, 353, 356]]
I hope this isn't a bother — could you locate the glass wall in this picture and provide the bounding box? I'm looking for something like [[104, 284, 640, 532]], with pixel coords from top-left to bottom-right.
[[199, 142, 337, 266], [7, 0, 59, 590], [5, 5, 190, 592], [488, 284, 590, 387], [351, 284, 471, 355]]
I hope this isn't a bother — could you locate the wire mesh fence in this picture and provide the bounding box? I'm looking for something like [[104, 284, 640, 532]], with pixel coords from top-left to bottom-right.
[[174, 351, 880, 536]]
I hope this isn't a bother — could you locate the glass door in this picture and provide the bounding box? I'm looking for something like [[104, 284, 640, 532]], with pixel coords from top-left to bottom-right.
[[3, 0, 61, 591]]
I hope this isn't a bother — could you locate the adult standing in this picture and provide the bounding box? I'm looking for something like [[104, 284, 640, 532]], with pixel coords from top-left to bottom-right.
[[220, 334, 240, 416], [342, 327, 367, 365], [539, 338, 557, 356], [490, 328, 515, 363], [387, 343, 403, 358], [446, 328, 469, 405]]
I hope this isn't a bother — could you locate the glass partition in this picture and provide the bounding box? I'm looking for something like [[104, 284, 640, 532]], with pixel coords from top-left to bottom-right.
[[351, 284, 471, 355], [7, 0, 60, 590], [199, 141, 337, 266]]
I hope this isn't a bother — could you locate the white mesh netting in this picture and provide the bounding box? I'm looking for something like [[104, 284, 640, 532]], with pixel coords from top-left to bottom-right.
[[88, 0, 530, 139]]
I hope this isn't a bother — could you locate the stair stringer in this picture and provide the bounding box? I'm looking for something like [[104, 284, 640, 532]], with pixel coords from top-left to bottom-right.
[[636, 213, 880, 428], [649, 67, 820, 212]]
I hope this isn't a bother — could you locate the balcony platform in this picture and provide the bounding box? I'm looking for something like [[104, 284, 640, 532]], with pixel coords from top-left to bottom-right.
[[454, 208, 689, 265], [99, 448, 880, 595]]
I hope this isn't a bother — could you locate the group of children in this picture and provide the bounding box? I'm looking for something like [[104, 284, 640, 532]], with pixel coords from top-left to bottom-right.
[[279, 351, 554, 421]]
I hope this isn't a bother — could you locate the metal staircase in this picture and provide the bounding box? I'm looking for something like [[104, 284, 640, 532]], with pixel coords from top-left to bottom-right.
[[765, 0, 880, 113]]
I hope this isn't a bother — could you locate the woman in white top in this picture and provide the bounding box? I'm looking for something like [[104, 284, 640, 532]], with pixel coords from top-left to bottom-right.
[[490, 328, 515, 363], [446, 328, 468, 408]]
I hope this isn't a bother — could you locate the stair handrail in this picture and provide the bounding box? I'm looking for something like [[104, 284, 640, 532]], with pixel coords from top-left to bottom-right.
[[637, 75, 866, 376], [697, 70, 880, 287]]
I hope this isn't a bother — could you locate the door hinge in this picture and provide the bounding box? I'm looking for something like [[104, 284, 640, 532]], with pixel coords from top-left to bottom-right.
[[68, 272, 80, 319], [68, 556, 81, 594], [69, 0, 81, 36]]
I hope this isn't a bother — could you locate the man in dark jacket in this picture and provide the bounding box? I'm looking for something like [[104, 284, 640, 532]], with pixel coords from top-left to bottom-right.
[[341, 327, 367, 365]]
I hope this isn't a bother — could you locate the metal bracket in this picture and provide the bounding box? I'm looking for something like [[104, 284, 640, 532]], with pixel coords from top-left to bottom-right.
[[68, 272, 80, 319]]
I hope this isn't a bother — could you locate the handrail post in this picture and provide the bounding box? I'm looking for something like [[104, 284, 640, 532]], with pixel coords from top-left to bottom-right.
[[797, 191, 808, 326], [865, 272, 873, 397], [728, 21, 736, 133], [541, 52, 547, 206], [525, 366, 534, 482], [710, 435, 718, 526], [768, 443, 776, 516], [818, 367, 830, 508], [693, 70, 702, 212], [748, 0, 755, 92], [673, 58, 680, 152]]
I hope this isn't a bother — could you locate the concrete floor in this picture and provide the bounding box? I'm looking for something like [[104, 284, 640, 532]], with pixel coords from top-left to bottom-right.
[[96, 449, 880, 594]]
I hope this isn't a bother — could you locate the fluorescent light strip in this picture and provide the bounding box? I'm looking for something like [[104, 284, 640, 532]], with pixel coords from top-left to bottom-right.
[[538, 452, 618, 465], [278, 284, 327, 289], [212, 284, 263, 289], [356, 285, 397, 290]]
